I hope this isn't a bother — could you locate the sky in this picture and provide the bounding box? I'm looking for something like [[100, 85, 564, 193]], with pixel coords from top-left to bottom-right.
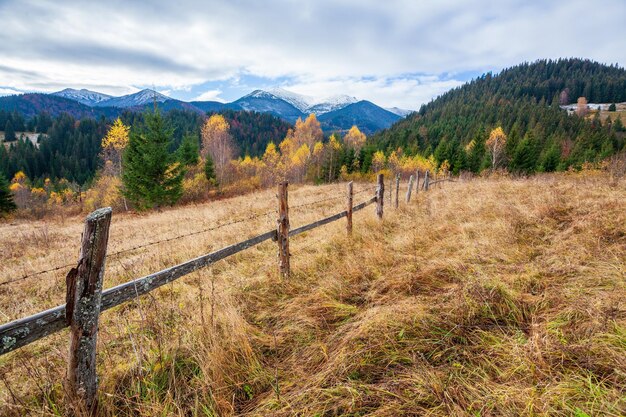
[[0, 0, 625, 110]]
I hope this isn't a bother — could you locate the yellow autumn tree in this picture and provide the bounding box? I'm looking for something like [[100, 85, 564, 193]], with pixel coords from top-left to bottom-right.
[[288, 143, 309, 181], [101, 118, 130, 176], [201, 114, 235, 184], [261, 142, 281, 186], [371, 150, 386, 173], [311, 141, 325, 180], [486, 127, 507, 170], [343, 125, 366, 152], [294, 114, 323, 149], [387, 149, 402, 174], [326, 134, 342, 182]]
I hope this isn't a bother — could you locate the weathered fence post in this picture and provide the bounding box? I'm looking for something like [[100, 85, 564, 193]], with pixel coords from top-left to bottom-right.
[[388, 177, 392, 202], [277, 181, 290, 278], [424, 170, 430, 191], [376, 174, 384, 220], [415, 171, 420, 194], [406, 175, 414, 202], [395, 174, 400, 209], [346, 181, 353, 235], [66, 207, 112, 415]]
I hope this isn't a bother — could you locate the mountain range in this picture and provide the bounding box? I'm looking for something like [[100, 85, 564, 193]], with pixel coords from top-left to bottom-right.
[[1, 87, 410, 134]]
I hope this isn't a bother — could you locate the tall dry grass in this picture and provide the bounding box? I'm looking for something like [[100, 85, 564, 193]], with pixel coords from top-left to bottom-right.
[[0, 174, 624, 416]]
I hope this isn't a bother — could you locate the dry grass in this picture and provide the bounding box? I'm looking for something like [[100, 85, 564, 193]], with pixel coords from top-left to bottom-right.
[[0, 175, 624, 416]]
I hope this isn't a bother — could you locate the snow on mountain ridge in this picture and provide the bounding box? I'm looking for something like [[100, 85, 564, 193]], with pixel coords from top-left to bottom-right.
[[253, 88, 361, 115], [385, 107, 414, 117], [52, 88, 113, 105], [95, 89, 170, 108], [267, 87, 314, 112]]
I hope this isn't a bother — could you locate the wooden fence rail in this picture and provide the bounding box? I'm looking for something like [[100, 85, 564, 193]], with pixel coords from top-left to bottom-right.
[[0, 173, 448, 412]]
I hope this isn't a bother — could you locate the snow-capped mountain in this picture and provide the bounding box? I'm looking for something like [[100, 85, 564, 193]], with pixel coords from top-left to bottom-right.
[[385, 107, 414, 117], [36, 86, 407, 132], [267, 88, 314, 113], [257, 88, 359, 115], [229, 90, 304, 122], [308, 95, 358, 115], [52, 88, 112, 106], [94, 89, 170, 108]]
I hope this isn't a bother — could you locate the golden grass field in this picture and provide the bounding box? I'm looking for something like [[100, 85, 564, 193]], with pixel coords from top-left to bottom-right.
[[0, 174, 624, 416]]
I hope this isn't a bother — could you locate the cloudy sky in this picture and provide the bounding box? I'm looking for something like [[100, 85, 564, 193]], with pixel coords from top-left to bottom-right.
[[0, 0, 625, 109]]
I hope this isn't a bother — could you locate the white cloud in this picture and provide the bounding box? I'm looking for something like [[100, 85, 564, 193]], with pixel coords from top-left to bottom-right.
[[281, 76, 464, 110], [0, 0, 624, 107], [192, 89, 225, 102], [0, 88, 23, 96]]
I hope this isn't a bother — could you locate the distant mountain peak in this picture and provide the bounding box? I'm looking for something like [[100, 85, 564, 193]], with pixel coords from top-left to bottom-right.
[[385, 107, 414, 117], [266, 87, 314, 112], [94, 88, 171, 108], [52, 88, 112, 105]]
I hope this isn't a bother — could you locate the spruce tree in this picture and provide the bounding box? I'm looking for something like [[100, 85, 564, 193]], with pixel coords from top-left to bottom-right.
[[177, 134, 200, 166], [511, 133, 539, 174], [4, 120, 15, 142], [539, 145, 561, 172], [204, 154, 217, 187], [0, 173, 16, 215], [122, 109, 185, 210]]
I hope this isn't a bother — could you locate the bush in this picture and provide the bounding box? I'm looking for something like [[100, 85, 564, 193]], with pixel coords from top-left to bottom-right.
[[83, 175, 125, 213], [181, 173, 210, 204]]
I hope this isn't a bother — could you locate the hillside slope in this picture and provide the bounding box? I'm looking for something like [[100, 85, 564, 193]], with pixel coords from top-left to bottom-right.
[[1, 175, 624, 416], [372, 59, 626, 173], [318, 100, 401, 134], [0, 93, 120, 119]]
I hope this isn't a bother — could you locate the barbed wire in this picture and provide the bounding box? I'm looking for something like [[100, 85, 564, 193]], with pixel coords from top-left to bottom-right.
[[290, 185, 376, 211], [0, 185, 378, 288], [0, 208, 277, 287]]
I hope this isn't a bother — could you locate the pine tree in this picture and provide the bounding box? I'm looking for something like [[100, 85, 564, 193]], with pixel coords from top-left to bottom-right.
[[0, 173, 16, 214], [608, 103, 617, 112], [122, 109, 185, 210], [204, 154, 217, 187], [177, 134, 200, 166], [4, 120, 16, 142], [539, 144, 561, 172], [452, 146, 467, 175], [511, 133, 539, 174]]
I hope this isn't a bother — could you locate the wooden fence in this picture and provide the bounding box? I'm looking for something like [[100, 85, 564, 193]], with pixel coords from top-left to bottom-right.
[[0, 172, 451, 414]]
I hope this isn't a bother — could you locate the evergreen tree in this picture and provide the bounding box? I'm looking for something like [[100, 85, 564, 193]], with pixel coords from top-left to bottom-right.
[[511, 132, 539, 174], [608, 103, 617, 112], [4, 120, 16, 142], [452, 146, 468, 175], [204, 154, 217, 186], [539, 144, 561, 172], [177, 134, 200, 166], [0, 173, 16, 215], [122, 109, 185, 210], [468, 128, 487, 173]]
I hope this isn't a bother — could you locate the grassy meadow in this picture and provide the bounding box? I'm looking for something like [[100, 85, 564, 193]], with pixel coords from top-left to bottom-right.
[[0, 174, 624, 416]]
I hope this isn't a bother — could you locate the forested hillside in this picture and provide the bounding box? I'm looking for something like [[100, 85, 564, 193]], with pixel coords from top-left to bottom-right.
[[372, 59, 626, 173], [0, 109, 293, 185], [208, 110, 292, 157]]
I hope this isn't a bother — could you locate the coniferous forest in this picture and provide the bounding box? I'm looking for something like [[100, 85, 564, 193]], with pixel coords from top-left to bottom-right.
[[0, 109, 291, 185], [372, 58, 626, 174]]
